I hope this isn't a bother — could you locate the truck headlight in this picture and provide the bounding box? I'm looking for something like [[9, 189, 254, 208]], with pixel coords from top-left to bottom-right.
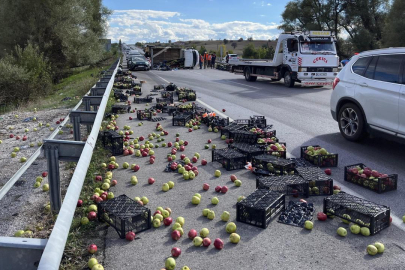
[[333, 68, 338, 72], [299, 67, 307, 72]]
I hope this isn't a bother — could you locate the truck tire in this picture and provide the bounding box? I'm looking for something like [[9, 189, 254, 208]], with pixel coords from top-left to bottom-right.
[[244, 67, 257, 82], [284, 72, 295, 88]]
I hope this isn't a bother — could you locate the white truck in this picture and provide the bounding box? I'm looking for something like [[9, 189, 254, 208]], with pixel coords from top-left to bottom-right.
[[230, 31, 340, 87], [181, 48, 200, 68]]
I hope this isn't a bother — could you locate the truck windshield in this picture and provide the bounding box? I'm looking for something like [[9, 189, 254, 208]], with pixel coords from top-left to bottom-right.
[[300, 42, 336, 55]]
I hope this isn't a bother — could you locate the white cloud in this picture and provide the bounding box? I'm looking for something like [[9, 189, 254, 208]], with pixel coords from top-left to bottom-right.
[[107, 9, 280, 42]]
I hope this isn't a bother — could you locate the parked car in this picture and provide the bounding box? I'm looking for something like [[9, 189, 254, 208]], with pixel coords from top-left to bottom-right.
[[128, 57, 150, 71], [330, 48, 405, 141]]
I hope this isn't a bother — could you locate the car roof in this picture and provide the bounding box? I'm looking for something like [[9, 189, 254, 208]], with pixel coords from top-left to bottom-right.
[[358, 47, 405, 57]]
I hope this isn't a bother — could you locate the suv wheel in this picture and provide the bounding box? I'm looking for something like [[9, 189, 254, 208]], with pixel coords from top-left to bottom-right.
[[338, 103, 366, 141]]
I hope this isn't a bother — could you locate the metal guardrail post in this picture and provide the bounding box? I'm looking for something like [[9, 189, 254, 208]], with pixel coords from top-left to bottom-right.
[[44, 143, 61, 212], [72, 115, 81, 141], [70, 111, 97, 142]]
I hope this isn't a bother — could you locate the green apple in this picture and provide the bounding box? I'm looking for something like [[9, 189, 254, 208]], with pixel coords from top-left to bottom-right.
[[205, 145, 209, 149], [168, 181, 175, 189], [130, 164, 137, 169], [214, 170, 221, 177], [211, 197, 219, 205], [33, 182, 40, 188], [229, 233, 240, 244], [88, 205, 97, 212], [191, 196, 200, 205], [162, 183, 170, 192], [42, 184, 49, 192], [107, 192, 114, 199], [178, 167, 185, 174], [234, 179, 242, 187], [350, 224, 361, 234], [194, 152, 200, 159], [131, 176, 138, 185], [337, 227, 347, 237], [92, 264, 104, 270], [221, 211, 230, 221], [88, 258, 98, 269], [182, 266, 190, 270], [11, 152, 17, 158], [193, 236, 203, 246], [374, 242, 385, 253], [237, 196, 246, 202], [141, 196, 149, 205], [202, 208, 210, 217], [226, 222, 237, 233], [172, 222, 182, 231], [200, 228, 209, 238], [102, 183, 110, 190], [165, 258, 176, 270], [153, 218, 161, 228], [14, 230, 25, 237], [20, 157, 27, 163], [402, 215, 405, 223], [134, 197, 141, 202], [361, 227, 370, 236], [183, 172, 190, 180], [189, 171, 195, 179], [36, 177, 43, 183], [207, 210, 215, 220], [342, 214, 351, 224], [194, 193, 202, 199], [303, 220, 313, 230], [161, 210, 170, 218], [156, 206, 164, 212], [367, 245, 378, 256], [212, 144, 216, 149], [122, 162, 129, 169], [176, 217, 185, 227], [154, 214, 163, 221], [81, 217, 89, 225]]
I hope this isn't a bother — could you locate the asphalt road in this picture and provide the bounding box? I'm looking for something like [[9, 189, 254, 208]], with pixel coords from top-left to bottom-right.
[[104, 67, 405, 270]]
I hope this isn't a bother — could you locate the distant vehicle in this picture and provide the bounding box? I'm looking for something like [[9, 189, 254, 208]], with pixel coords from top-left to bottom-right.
[[227, 54, 239, 64], [341, 53, 359, 67], [128, 56, 150, 71], [330, 47, 405, 141], [181, 48, 199, 68], [229, 31, 339, 88]]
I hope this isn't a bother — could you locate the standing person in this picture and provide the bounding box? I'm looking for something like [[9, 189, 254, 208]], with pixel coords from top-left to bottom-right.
[[211, 54, 216, 69], [199, 54, 203, 69], [207, 54, 212, 68], [225, 52, 229, 63], [204, 52, 209, 69]]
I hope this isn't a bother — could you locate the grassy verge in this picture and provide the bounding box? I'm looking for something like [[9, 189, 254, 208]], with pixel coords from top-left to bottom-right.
[[23, 57, 117, 112]]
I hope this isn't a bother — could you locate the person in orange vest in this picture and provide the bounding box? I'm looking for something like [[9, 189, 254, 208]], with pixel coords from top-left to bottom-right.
[[203, 52, 209, 69], [207, 54, 212, 68], [199, 54, 203, 69]]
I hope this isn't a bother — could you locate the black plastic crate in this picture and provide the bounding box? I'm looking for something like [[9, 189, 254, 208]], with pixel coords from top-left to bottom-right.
[[134, 96, 153, 104], [236, 189, 285, 229], [111, 105, 131, 114], [114, 92, 128, 101], [212, 148, 247, 171], [160, 91, 173, 98], [99, 130, 124, 156], [230, 130, 257, 144], [300, 145, 338, 167], [172, 112, 193, 126], [165, 83, 177, 91], [221, 122, 247, 137], [137, 110, 152, 121], [252, 154, 296, 175], [323, 192, 390, 235], [154, 84, 165, 90], [257, 175, 309, 198], [178, 91, 197, 101], [288, 158, 315, 168], [344, 163, 397, 193], [97, 194, 151, 239], [156, 97, 173, 104], [228, 142, 264, 161], [210, 116, 229, 128], [264, 142, 287, 159], [249, 115, 267, 128], [278, 201, 315, 227], [295, 167, 333, 196]]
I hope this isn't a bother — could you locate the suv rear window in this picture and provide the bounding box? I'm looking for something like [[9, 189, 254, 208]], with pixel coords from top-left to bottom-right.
[[374, 55, 402, 83], [352, 57, 371, 76]]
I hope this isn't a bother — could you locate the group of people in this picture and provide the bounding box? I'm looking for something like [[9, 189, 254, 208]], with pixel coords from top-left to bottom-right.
[[199, 52, 216, 69]]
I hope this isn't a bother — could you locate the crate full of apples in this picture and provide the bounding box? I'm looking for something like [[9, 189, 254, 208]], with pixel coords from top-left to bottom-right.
[[300, 145, 338, 167], [265, 142, 287, 159], [344, 163, 397, 193]]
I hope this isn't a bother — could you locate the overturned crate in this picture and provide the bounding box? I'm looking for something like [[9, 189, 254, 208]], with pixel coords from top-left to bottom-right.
[[252, 155, 296, 176], [134, 95, 154, 104], [228, 142, 264, 161], [301, 145, 338, 167], [97, 194, 151, 239], [257, 175, 309, 198], [99, 130, 124, 156], [236, 189, 285, 229], [137, 110, 153, 121], [212, 148, 247, 171], [295, 167, 333, 196], [230, 130, 258, 145], [249, 115, 267, 128], [221, 121, 249, 137], [111, 105, 131, 114], [323, 192, 390, 235], [172, 112, 193, 126]]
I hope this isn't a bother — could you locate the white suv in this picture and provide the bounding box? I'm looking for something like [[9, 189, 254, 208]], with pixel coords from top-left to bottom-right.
[[330, 48, 405, 141]]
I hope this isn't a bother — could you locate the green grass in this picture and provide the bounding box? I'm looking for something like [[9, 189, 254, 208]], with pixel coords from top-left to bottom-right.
[[24, 57, 117, 112]]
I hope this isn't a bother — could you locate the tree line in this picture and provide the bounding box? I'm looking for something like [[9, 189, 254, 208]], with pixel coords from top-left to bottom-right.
[[0, 0, 113, 106], [279, 0, 405, 57]]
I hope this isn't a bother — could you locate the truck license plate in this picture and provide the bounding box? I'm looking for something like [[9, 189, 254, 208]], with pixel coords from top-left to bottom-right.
[[316, 73, 327, 76]]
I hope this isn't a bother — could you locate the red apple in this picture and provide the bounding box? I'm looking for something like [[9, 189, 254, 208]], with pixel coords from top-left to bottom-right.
[[184, 165, 191, 171], [214, 238, 224, 250], [324, 169, 332, 175], [333, 185, 341, 190], [95, 175, 102, 182], [351, 168, 358, 174], [180, 154, 186, 160], [137, 200, 143, 206], [201, 159, 207, 166], [108, 164, 115, 170], [150, 158, 155, 164], [208, 139, 212, 143], [317, 212, 327, 221], [168, 142, 173, 147], [193, 170, 199, 176], [171, 149, 177, 155], [88, 211, 97, 221], [125, 131, 130, 136], [42, 172, 48, 177], [129, 117, 133, 120], [170, 163, 177, 171], [88, 244, 97, 254], [111, 180, 117, 186], [191, 166, 198, 171], [188, 229, 198, 240], [167, 156, 173, 162], [16, 136, 20, 140], [128, 149, 134, 155], [133, 165, 140, 172], [171, 230, 181, 241], [230, 175, 237, 182], [77, 200, 83, 207], [154, 210, 162, 216], [123, 149, 129, 156], [148, 178, 155, 185], [9, 134, 14, 138], [163, 217, 173, 226], [22, 136, 27, 141], [126, 231, 136, 241], [56, 121, 60, 124], [95, 196, 103, 203], [188, 128, 192, 132], [164, 131, 168, 135], [222, 109, 226, 112], [142, 151, 148, 157], [100, 194, 107, 201], [221, 186, 229, 193], [203, 183, 210, 191], [139, 136, 144, 141], [180, 146, 185, 152], [184, 141, 189, 146], [215, 186, 222, 193], [171, 247, 181, 257], [203, 238, 211, 247], [192, 156, 198, 163], [176, 137, 180, 142]]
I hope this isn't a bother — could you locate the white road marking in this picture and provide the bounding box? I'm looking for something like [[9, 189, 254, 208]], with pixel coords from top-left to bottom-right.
[[151, 71, 171, 84]]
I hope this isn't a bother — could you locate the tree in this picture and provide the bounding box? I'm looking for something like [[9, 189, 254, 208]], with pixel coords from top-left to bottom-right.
[[119, 39, 122, 49], [242, 43, 256, 59], [247, 37, 253, 41], [217, 44, 227, 57], [231, 42, 238, 49], [199, 45, 207, 55], [383, 0, 405, 47], [238, 38, 244, 42], [223, 39, 229, 44], [168, 40, 172, 44]]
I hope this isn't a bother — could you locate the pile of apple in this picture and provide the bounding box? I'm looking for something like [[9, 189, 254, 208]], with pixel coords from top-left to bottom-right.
[[266, 143, 286, 157], [152, 206, 173, 228], [185, 119, 200, 132], [347, 165, 389, 189], [257, 137, 278, 144], [304, 146, 330, 156], [104, 114, 120, 131], [33, 171, 48, 189], [249, 127, 275, 138]]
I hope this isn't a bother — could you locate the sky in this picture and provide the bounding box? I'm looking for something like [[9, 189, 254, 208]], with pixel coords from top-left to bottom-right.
[[103, 0, 289, 43]]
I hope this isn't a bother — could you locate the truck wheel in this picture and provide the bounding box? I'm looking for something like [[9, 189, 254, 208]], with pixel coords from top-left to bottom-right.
[[284, 72, 295, 88], [244, 67, 257, 82]]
